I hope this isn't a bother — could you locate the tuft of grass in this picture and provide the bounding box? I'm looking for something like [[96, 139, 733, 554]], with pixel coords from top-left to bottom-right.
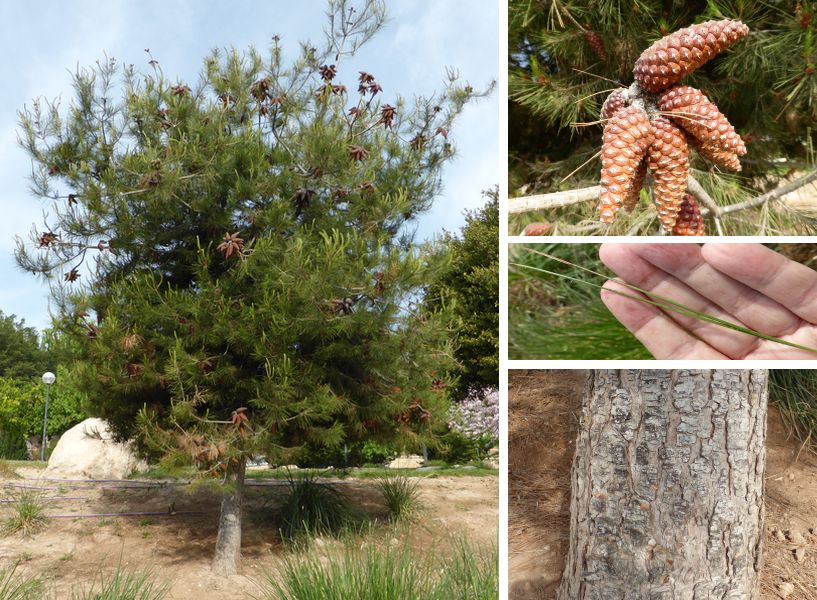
[[262, 537, 498, 600], [435, 539, 499, 600], [770, 370, 817, 452], [0, 461, 17, 480], [509, 243, 649, 360], [376, 477, 422, 523], [71, 564, 169, 600], [2, 490, 46, 538], [275, 474, 361, 542], [0, 564, 44, 600]]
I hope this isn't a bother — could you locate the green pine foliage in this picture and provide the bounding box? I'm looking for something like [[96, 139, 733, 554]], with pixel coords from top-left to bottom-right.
[[509, 0, 817, 235], [14, 0, 489, 570]]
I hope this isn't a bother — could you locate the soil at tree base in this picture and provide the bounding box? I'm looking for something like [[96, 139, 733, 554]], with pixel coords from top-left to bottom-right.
[[0, 475, 497, 599], [509, 370, 817, 600]]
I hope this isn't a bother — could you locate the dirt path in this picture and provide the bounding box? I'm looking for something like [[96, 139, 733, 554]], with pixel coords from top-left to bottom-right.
[[0, 475, 497, 599], [509, 370, 817, 600]]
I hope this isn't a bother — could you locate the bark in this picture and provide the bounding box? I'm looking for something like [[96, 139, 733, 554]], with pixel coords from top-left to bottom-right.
[[558, 370, 768, 600], [211, 459, 246, 576]]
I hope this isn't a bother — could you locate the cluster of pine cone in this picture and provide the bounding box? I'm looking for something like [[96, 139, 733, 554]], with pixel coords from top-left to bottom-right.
[[598, 19, 749, 235]]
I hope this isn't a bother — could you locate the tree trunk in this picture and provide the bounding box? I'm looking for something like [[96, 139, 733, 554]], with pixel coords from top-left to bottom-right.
[[212, 459, 246, 576], [558, 370, 768, 600]]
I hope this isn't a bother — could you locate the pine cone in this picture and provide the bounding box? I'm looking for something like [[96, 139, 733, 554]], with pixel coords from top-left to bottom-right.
[[633, 19, 749, 92], [622, 159, 647, 213], [522, 222, 551, 236], [599, 106, 654, 223], [689, 136, 742, 171], [600, 89, 626, 120], [672, 193, 706, 236], [659, 85, 746, 156], [585, 30, 607, 61], [647, 117, 689, 231]]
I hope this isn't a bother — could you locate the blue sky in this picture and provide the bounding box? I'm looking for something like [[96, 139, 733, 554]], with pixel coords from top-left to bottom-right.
[[0, 1, 498, 333]]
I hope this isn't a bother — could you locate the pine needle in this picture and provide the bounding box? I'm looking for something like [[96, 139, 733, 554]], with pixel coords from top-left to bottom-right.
[[511, 249, 817, 356], [570, 67, 622, 86], [559, 149, 602, 184]]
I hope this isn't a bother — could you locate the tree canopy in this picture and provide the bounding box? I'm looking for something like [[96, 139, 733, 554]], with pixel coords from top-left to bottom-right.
[[0, 310, 44, 379]]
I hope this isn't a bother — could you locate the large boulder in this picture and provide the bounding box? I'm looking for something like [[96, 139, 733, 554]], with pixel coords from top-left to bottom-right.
[[387, 454, 424, 469], [44, 418, 147, 479]]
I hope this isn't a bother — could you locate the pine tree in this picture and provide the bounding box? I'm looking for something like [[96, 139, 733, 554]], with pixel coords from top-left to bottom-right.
[[15, 0, 489, 575], [509, 0, 817, 235]]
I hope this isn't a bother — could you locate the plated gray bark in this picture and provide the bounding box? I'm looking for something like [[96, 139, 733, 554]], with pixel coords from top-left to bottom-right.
[[558, 370, 768, 600]]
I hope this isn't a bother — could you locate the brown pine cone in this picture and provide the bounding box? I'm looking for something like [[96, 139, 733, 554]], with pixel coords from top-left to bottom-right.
[[633, 19, 749, 92], [522, 222, 551, 236], [585, 30, 607, 61], [622, 159, 647, 212], [659, 85, 746, 156], [690, 136, 742, 171], [672, 193, 706, 236], [647, 116, 689, 231], [599, 106, 654, 223], [600, 89, 626, 120]]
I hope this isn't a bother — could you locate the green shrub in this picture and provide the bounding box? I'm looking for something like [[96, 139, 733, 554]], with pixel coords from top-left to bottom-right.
[[376, 477, 422, 523], [1, 489, 45, 538], [71, 564, 169, 600], [0, 564, 43, 600], [359, 441, 398, 465], [430, 431, 493, 465], [262, 538, 498, 600], [296, 441, 398, 468], [0, 432, 27, 461], [275, 475, 361, 542]]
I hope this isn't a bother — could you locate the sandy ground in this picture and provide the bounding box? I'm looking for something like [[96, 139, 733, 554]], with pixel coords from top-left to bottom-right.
[[509, 370, 817, 600], [0, 473, 497, 599]]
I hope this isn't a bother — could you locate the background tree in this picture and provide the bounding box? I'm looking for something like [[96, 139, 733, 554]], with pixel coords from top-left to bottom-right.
[[509, 0, 817, 235], [15, 0, 490, 576], [426, 190, 499, 397], [0, 366, 88, 459], [560, 369, 767, 598], [0, 310, 43, 378]]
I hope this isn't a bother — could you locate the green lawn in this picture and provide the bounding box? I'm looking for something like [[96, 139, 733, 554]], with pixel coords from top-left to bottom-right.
[[3, 460, 46, 469], [131, 464, 497, 481]]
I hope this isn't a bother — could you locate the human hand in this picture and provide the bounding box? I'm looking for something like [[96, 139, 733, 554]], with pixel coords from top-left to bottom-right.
[[599, 243, 817, 359]]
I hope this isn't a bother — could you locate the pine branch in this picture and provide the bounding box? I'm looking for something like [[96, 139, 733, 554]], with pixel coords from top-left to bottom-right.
[[686, 175, 724, 235], [508, 170, 817, 230], [720, 169, 817, 214], [508, 186, 600, 213]]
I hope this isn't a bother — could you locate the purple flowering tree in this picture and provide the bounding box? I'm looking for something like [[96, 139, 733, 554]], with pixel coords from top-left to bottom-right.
[[448, 388, 499, 449]]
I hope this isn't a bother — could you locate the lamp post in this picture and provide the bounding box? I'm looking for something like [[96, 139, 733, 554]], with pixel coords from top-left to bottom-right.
[[41, 372, 55, 462]]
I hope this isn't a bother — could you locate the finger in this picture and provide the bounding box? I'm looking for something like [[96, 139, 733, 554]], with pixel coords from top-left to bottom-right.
[[599, 244, 758, 357], [600, 279, 728, 360], [702, 244, 817, 324], [750, 324, 817, 359], [630, 244, 802, 336]]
